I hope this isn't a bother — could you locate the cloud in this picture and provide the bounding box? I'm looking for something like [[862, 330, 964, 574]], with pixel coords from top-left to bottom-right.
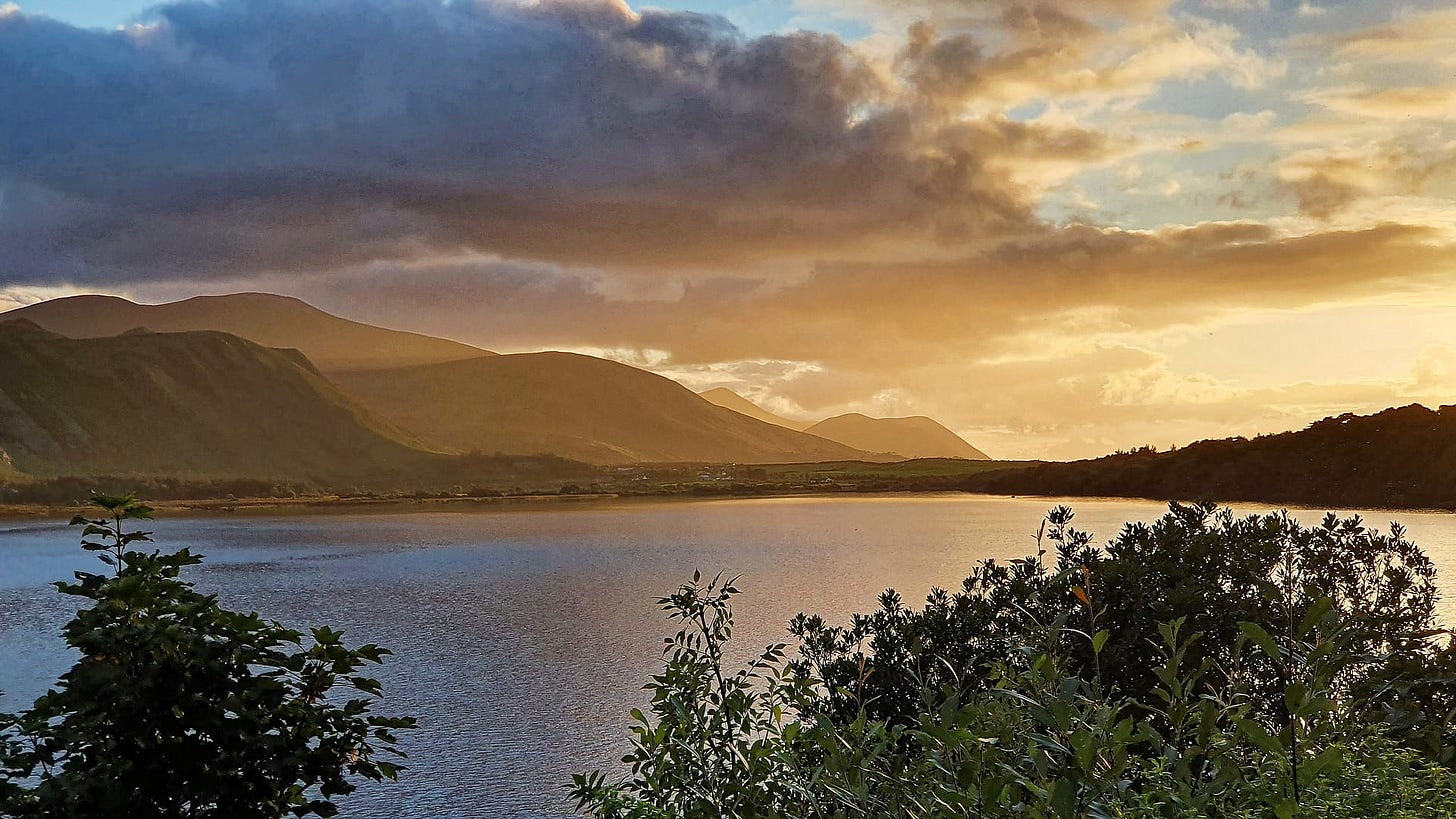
[[1303, 85, 1456, 120], [240, 220, 1455, 374], [2, 0, 1118, 283], [890, 5, 1281, 109], [5, 0, 1456, 460], [1273, 139, 1456, 220], [1333, 7, 1456, 66]]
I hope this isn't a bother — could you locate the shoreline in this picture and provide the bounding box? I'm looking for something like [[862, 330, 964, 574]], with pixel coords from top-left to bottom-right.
[[0, 491, 638, 521], [4, 485, 1454, 522]]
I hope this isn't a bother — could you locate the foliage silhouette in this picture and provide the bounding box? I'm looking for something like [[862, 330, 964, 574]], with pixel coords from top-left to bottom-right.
[[966, 404, 1456, 510]]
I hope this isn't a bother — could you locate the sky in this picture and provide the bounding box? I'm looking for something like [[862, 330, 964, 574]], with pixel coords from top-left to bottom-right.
[[2, 0, 1455, 459]]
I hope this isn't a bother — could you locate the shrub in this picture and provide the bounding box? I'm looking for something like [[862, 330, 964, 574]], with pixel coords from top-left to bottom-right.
[[574, 504, 1456, 819], [0, 494, 415, 818]]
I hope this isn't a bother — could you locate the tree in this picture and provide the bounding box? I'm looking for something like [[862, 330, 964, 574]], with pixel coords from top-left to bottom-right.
[[0, 494, 414, 818]]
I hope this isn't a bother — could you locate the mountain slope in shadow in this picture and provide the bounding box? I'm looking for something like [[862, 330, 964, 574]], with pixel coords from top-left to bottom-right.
[[806, 413, 990, 460], [6, 293, 490, 372], [336, 353, 890, 465], [0, 321, 472, 484]]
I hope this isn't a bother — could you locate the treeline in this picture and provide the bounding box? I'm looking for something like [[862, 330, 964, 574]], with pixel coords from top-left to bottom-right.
[[576, 503, 1456, 818], [964, 404, 1456, 510], [0, 452, 600, 507], [0, 476, 301, 505]]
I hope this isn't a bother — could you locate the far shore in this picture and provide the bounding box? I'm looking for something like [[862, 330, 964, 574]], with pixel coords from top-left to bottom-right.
[[5, 484, 1455, 522], [0, 491, 637, 521], [1, 488, 953, 521]]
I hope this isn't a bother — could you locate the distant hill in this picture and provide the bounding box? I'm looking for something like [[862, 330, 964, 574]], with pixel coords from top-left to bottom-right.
[[0, 321, 534, 485], [966, 404, 1456, 510], [336, 352, 890, 465], [805, 413, 990, 460], [5, 293, 491, 372], [699, 388, 811, 430]]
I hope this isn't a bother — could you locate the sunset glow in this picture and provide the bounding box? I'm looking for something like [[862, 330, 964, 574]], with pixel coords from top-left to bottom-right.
[[4, 0, 1454, 458]]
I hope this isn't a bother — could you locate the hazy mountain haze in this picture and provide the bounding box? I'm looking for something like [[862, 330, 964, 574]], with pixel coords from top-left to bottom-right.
[[6, 293, 492, 373], [806, 413, 991, 461], [699, 388, 812, 431]]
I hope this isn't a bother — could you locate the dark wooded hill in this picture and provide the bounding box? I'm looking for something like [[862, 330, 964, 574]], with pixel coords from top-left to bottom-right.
[[965, 404, 1456, 510]]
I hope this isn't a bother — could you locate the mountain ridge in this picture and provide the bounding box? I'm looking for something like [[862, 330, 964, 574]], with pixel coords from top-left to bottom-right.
[[5, 293, 492, 372], [806, 412, 990, 460], [0, 323, 451, 482], [337, 353, 892, 465], [699, 387, 812, 431]]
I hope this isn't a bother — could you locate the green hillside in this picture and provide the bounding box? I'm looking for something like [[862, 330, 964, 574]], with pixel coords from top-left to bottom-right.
[[966, 404, 1456, 509], [0, 320, 463, 484], [337, 352, 892, 465]]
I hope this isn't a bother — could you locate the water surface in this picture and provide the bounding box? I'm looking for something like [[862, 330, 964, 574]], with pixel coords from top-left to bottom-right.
[[2, 495, 1454, 817]]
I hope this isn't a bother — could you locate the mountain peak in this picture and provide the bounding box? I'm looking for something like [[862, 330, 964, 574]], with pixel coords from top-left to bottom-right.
[[337, 355, 889, 465], [699, 388, 812, 431], [806, 413, 990, 460]]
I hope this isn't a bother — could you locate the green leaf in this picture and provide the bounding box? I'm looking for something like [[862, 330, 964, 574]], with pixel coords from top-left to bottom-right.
[[1238, 621, 1281, 662]]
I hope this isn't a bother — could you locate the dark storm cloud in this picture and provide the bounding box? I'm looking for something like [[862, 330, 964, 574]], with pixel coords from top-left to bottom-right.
[[0, 0, 1110, 284]]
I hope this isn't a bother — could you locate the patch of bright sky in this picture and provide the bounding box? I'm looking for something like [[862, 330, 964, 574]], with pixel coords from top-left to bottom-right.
[[641, 0, 792, 34], [1038, 138, 1288, 230], [1143, 74, 1293, 123], [1163, 303, 1456, 389], [644, 0, 870, 38], [652, 0, 873, 40], [13, 0, 145, 28], [21, 0, 869, 38]]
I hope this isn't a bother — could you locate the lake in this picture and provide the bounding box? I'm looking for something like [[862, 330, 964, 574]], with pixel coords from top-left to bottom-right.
[[2, 494, 1455, 817]]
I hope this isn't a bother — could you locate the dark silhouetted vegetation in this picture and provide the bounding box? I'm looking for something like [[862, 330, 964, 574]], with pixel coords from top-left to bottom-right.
[[966, 404, 1456, 510], [0, 495, 414, 818], [574, 504, 1456, 818]]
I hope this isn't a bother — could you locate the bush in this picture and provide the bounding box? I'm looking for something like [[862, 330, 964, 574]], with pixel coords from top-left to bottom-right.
[[0, 494, 415, 818], [573, 504, 1456, 819]]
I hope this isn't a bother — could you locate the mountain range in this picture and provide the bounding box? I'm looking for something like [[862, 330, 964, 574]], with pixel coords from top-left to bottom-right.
[[3, 292, 1452, 512], [9, 293, 491, 372], [0, 320, 438, 482], [0, 293, 994, 484], [698, 388, 990, 460], [335, 353, 882, 465]]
